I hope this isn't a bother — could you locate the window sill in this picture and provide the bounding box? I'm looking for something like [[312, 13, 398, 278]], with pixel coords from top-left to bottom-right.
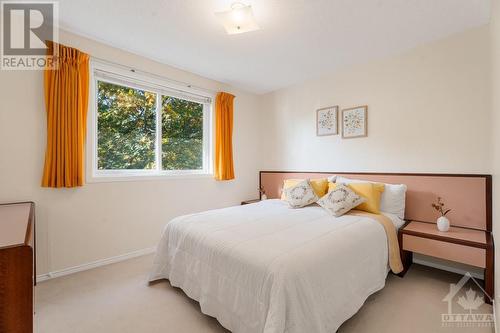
[[86, 172, 214, 184]]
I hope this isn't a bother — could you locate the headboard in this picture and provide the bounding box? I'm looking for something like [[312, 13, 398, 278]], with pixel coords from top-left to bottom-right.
[[259, 171, 492, 232]]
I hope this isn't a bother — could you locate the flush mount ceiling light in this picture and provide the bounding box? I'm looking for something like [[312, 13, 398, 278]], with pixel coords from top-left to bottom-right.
[[215, 2, 260, 35]]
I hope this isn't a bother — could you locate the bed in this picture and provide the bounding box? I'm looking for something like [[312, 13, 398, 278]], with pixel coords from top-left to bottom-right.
[[149, 171, 491, 333], [149, 199, 403, 333]]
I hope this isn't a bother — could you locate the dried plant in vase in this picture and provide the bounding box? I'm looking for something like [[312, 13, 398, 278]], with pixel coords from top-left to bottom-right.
[[431, 197, 451, 232], [259, 186, 267, 200]]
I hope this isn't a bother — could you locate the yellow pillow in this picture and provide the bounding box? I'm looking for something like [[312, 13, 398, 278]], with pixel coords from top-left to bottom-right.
[[281, 178, 328, 200], [328, 182, 337, 192], [328, 182, 384, 214]]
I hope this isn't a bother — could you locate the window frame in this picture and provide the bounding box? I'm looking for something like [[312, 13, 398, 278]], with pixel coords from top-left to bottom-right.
[[87, 60, 214, 183]]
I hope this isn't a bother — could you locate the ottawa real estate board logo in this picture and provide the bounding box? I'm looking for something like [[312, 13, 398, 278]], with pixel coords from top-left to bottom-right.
[[442, 272, 494, 328], [1, 1, 59, 70]]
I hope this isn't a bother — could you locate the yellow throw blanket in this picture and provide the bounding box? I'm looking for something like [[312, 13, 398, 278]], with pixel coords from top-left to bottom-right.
[[347, 210, 404, 274]]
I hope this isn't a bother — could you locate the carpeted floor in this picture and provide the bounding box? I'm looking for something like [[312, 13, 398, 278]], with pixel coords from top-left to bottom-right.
[[35, 255, 494, 333]]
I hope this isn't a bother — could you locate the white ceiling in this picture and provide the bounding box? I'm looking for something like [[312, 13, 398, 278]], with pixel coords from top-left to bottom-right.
[[58, 0, 490, 94]]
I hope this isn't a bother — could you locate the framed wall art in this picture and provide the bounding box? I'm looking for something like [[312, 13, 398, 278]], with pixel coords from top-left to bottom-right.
[[316, 106, 339, 136], [342, 106, 367, 138]]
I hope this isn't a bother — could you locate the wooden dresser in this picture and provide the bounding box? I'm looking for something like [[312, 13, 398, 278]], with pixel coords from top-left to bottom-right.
[[0, 202, 35, 333]]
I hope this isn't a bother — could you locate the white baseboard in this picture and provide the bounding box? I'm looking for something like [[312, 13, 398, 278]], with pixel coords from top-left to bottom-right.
[[36, 247, 156, 283], [412, 257, 483, 280], [34, 248, 484, 283]]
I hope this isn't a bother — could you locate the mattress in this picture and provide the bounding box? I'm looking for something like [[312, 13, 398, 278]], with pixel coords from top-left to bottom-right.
[[149, 199, 394, 333]]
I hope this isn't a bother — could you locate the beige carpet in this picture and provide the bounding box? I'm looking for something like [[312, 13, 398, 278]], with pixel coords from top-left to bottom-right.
[[35, 255, 494, 333]]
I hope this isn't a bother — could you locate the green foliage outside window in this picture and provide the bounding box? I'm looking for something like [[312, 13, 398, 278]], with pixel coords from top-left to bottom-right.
[[162, 96, 203, 170], [97, 81, 157, 170], [97, 80, 204, 171]]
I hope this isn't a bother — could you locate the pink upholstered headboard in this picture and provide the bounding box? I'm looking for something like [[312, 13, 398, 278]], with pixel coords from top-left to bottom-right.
[[259, 171, 492, 232]]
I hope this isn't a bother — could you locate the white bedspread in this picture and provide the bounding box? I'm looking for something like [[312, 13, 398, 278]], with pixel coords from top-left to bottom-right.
[[149, 199, 390, 333]]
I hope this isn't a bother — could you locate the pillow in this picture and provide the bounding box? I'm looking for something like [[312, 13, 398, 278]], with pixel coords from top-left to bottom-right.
[[329, 182, 385, 214], [283, 180, 319, 208], [327, 175, 337, 183], [317, 184, 366, 217], [281, 178, 328, 200], [336, 176, 407, 219]]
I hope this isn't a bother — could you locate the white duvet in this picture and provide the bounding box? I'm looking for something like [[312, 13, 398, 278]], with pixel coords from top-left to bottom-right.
[[149, 199, 394, 333]]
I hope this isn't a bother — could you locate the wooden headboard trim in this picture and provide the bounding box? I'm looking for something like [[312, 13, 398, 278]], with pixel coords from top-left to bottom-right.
[[259, 171, 492, 232]]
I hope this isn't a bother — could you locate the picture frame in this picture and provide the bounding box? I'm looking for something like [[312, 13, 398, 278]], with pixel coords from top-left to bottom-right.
[[316, 106, 339, 136], [342, 105, 367, 138]]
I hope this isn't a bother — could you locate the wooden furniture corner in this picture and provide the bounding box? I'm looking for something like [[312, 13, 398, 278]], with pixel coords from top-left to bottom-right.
[[0, 201, 35, 333]]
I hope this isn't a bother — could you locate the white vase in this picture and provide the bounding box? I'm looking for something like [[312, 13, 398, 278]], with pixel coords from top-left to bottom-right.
[[261, 194, 267, 200], [437, 216, 450, 232]]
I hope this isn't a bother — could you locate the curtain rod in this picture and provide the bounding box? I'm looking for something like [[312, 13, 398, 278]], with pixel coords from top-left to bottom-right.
[[90, 56, 218, 96]]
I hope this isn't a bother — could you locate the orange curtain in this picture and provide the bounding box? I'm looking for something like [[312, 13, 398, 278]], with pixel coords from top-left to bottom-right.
[[214, 92, 235, 181], [41, 42, 89, 188]]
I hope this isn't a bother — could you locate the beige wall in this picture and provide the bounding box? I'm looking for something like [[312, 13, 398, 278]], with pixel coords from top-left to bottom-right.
[[0, 17, 495, 287], [260, 26, 491, 174], [490, 0, 500, 316], [259, 25, 492, 285], [0, 30, 263, 275]]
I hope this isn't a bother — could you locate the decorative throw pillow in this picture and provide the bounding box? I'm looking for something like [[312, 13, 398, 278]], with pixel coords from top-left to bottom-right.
[[284, 180, 319, 208], [348, 183, 385, 214], [281, 178, 328, 200], [336, 176, 405, 217], [328, 181, 384, 214], [318, 184, 366, 217]]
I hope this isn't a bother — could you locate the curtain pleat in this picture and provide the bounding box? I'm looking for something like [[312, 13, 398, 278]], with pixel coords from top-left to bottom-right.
[[41, 41, 89, 188], [214, 92, 235, 181]]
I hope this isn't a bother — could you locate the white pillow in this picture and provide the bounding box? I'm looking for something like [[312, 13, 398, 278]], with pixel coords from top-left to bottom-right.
[[327, 175, 337, 182], [317, 184, 366, 217], [284, 180, 319, 208], [336, 176, 407, 219]]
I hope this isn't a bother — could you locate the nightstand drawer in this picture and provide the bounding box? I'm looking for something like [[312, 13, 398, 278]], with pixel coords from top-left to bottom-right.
[[402, 234, 486, 268]]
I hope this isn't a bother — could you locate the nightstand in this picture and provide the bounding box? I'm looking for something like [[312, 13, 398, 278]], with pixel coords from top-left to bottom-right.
[[241, 199, 261, 205], [398, 220, 494, 303]]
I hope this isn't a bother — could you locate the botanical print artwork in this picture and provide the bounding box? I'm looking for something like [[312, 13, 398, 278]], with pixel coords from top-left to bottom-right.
[[316, 106, 338, 136], [342, 106, 367, 138]]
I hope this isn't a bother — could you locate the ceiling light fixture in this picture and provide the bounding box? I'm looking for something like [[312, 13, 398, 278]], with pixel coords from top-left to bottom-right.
[[215, 2, 260, 35]]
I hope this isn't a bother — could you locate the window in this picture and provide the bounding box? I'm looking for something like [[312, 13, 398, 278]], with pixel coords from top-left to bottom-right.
[[97, 81, 157, 170], [88, 61, 212, 181]]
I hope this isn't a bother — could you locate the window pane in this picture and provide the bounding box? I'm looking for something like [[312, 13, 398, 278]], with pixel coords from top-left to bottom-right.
[[97, 81, 157, 170], [161, 96, 203, 170]]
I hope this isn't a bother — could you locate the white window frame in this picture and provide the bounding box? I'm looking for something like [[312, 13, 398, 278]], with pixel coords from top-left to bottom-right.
[[87, 59, 214, 183]]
